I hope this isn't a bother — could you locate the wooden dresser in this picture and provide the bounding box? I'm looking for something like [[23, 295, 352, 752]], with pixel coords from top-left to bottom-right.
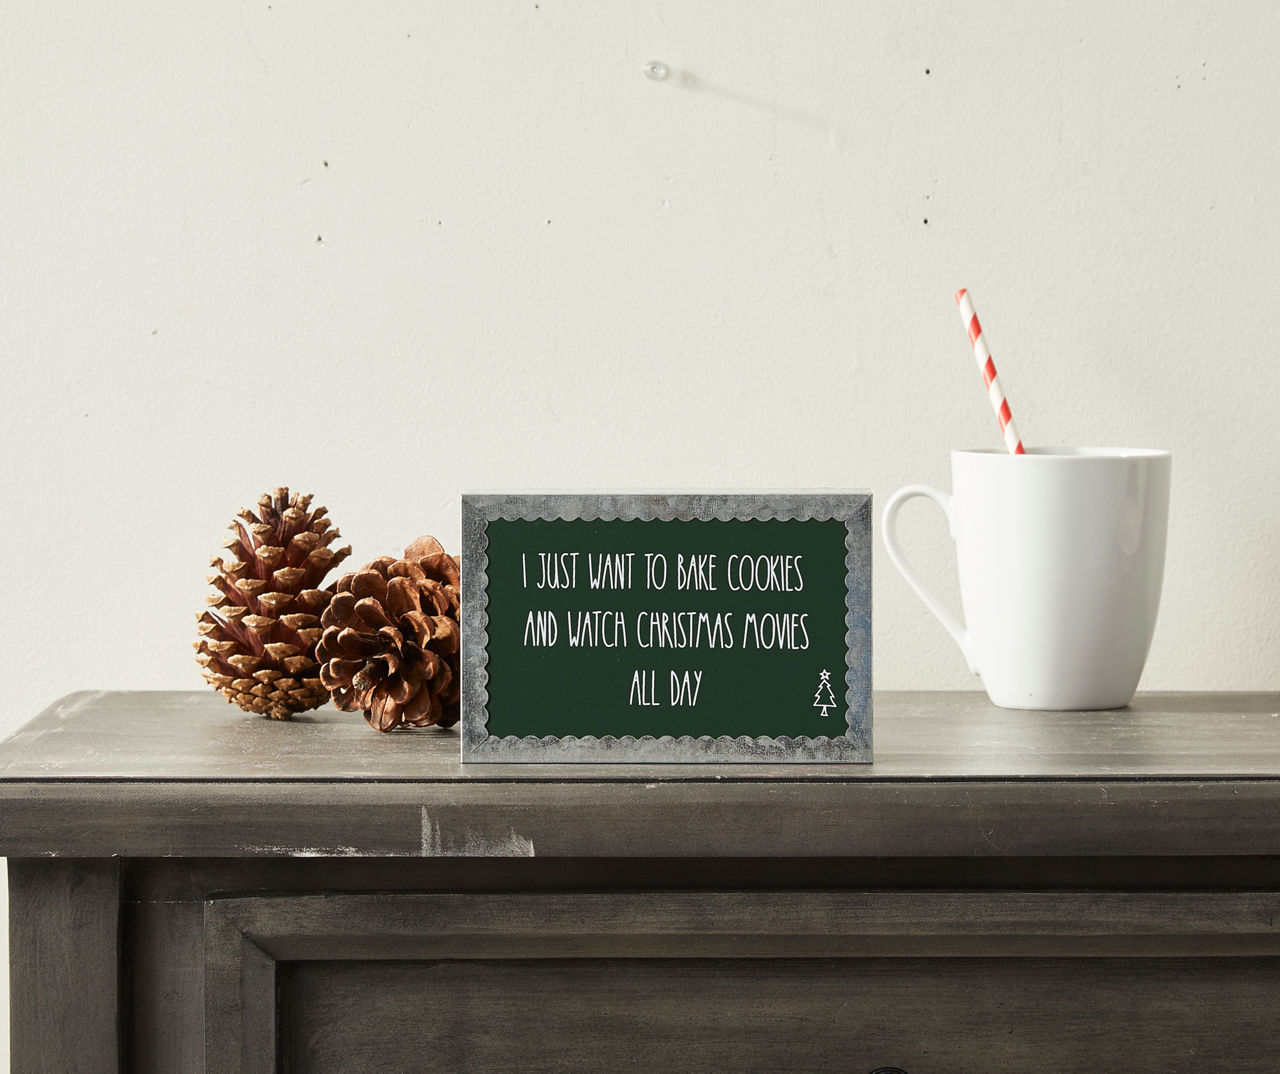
[[3, 690, 1280, 1073]]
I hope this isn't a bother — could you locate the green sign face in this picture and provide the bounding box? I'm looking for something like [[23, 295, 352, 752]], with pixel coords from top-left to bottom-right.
[[461, 494, 872, 763]]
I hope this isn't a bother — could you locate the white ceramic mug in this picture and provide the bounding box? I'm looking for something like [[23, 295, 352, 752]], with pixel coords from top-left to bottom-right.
[[882, 448, 1172, 710]]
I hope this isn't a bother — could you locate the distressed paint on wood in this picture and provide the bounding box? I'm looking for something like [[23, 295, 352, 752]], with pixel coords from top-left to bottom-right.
[[1, 691, 1276, 860], [204, 889, 1280, 1073], [5, 692, 1280, 1072], [278, 956, 1280, 1074], [6, 776, 1280, 859], [8, 859, 122, 1074], [2, 690, 1278, 782]]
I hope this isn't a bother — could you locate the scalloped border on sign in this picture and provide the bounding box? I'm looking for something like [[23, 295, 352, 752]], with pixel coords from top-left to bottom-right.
[[460, 493, 872, 763]]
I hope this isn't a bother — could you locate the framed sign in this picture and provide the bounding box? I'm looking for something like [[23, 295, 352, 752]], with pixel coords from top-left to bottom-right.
[[461, 493, 871, 763]]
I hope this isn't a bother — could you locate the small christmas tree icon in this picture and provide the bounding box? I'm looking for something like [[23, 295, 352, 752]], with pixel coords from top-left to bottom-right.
[[813, 669, 837, 717]]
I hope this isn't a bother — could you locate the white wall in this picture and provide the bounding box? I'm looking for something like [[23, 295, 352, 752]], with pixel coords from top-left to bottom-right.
[[3, 1, 1278, 1064]]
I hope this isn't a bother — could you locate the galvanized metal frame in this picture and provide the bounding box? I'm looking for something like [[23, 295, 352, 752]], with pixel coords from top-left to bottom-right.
[[461, 493, 872, 763]]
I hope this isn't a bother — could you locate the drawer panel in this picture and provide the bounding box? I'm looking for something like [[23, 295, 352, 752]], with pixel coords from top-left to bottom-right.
[[202, 890, 1280, 1073], [280, 956, 1278, 1074]]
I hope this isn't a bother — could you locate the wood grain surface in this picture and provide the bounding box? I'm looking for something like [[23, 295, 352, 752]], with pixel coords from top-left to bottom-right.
[[207, 888, 1280, 1074], [5, 692, 1280, 1072], [8, 859, 121, 1073], [0, 689, 1276, 781], [2, 691, 1280, 859], [277, 957, 1280, 1074]]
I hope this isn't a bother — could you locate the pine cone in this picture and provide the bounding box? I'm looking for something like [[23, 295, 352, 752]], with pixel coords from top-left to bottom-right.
[[195, 488, 351, 719], [317, 535, 461, 732]]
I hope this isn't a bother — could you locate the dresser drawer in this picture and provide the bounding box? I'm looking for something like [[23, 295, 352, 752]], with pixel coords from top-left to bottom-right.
[[205, 890, 1280, 1073]]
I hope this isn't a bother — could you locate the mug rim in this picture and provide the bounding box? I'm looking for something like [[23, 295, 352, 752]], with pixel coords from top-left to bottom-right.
[[955, 446, 1170, 459]]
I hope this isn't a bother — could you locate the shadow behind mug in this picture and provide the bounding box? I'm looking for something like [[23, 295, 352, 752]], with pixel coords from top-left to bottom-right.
[[882, 448, 1172, 710]]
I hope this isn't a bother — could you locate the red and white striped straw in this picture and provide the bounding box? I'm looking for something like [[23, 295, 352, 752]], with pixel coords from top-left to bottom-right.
[[954, 288, 1024, 455]]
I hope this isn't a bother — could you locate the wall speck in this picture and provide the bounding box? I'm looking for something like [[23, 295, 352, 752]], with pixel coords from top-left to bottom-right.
[[316, 235, 323, 244], [546, 219, 552, 225], [151, 328, 158, 336], [925, 68, 931, 75], [923, 218, 929, 226], [323, 160, 329, 168]]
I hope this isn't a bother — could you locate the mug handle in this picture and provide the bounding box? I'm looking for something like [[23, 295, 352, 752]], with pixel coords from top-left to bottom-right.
[[881, 485, 978, 675]]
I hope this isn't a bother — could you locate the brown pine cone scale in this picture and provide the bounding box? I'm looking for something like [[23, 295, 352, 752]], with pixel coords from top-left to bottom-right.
[[195, 488, 351, 719], [317, 536, 461, 732]]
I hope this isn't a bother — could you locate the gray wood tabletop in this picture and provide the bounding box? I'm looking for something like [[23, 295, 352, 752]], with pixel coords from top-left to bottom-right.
[[2, 689, 1278, 781], [1, 689, 1278, 859]]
